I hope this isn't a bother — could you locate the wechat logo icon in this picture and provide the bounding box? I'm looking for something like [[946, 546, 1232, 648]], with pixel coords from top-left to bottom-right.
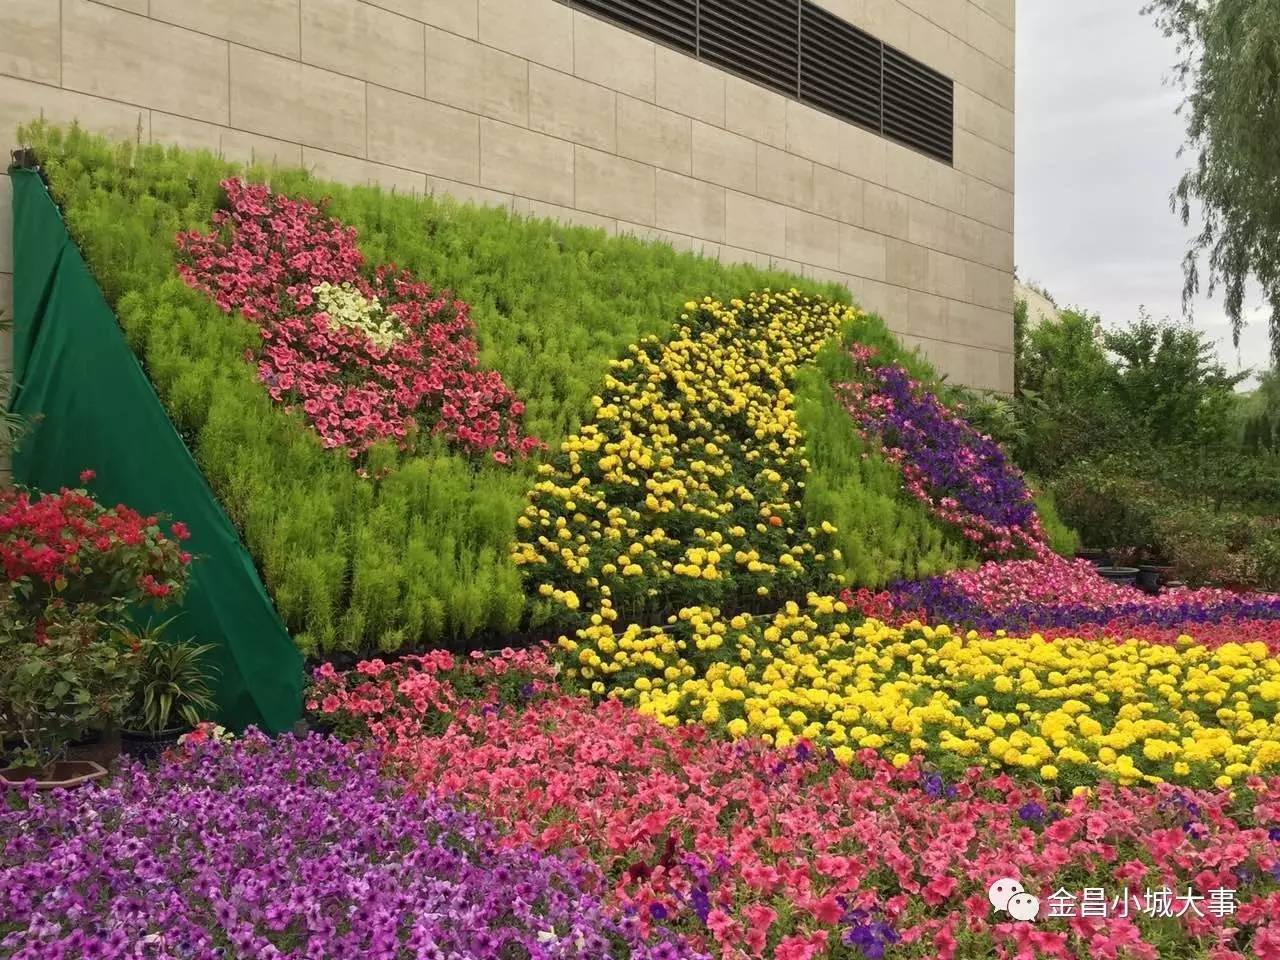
[[989, 878, 1040, 922]]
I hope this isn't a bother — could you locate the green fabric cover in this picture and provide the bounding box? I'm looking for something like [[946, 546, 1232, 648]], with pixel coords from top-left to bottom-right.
[[7, 167, 303, 733]]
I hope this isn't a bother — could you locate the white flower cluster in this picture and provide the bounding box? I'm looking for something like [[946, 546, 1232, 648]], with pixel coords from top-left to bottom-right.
[[312, 281, 403, 352]]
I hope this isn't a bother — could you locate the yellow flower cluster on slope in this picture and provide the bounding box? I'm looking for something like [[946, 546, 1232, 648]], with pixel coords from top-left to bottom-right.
[[514, 291, 857, 624], [558, 596, 1280, 789]]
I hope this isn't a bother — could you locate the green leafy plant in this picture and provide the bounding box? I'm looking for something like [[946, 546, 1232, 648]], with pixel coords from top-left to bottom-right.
[[121, 623, 218, 734], [0, 482, 191, 770], [1, 616, 144, 771]]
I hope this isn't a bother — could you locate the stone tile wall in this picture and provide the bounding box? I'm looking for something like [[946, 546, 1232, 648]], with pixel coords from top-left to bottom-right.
[[0, 0, 1016, 392]]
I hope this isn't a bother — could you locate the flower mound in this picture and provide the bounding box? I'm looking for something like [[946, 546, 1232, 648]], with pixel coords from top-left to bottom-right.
[[514, 292, 854, 625], [562, 596, 1280, 789], [177, 178, 540, 463], [0, 731, 702, 960], [311, 664, 1280, 960], [836, 345, 1044, 556]]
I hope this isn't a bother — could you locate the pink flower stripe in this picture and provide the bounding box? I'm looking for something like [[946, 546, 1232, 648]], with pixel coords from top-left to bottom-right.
[[176, 179, 541, 463], [310, 654, 1280, 960]]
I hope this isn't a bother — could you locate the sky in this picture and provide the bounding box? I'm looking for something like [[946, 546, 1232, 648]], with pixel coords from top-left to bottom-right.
[[1015, 0, 1270, 387]]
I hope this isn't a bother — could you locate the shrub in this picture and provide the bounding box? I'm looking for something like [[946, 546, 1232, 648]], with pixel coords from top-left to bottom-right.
[[0, 481, 191, 767], [24, 122, 844, 654]]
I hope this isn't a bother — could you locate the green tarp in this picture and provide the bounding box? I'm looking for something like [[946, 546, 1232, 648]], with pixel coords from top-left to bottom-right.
[[7, 167, 303, 733]]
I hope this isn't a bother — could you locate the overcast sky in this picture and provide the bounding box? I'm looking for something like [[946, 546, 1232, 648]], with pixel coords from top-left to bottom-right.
[[1015, 0, 1270, 386]]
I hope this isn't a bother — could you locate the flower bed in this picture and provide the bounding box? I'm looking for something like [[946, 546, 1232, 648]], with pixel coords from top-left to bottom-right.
[[513, 292, 854, 624], [865, 554, 1280, 637], [560, 596, 1280, 789], [0, 731, 703, 960], [310, 661, 1280, 960], [177, 179, 540, 463], [30, 124, 883, 654], [835, 345, 1045, 557]]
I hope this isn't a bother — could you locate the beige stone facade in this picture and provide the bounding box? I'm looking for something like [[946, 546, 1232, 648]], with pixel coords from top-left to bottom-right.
[[0, 0, 1015, 390]]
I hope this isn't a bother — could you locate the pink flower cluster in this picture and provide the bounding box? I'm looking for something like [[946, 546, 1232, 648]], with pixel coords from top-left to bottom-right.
[[310, 661, 1280, 960], [854, 553, 1280, 647], [176, 179, 541, 463]]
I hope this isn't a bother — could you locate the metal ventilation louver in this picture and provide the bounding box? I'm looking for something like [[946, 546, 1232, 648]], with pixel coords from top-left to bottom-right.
[[699, 0, 799, 98], [557, 0, 956, 166], [798, 1, 881, 133], [882, 44, 954, 164], [571, 0, 699, 56]]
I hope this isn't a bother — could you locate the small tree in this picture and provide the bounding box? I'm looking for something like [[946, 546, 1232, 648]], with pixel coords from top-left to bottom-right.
[[1101, 311, 1248, 448]]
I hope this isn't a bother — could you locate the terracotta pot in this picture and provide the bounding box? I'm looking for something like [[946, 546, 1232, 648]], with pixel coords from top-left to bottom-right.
[[0, 759, 108, 790]]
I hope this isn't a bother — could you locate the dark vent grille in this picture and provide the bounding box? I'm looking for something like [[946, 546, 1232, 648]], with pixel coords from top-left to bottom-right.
[[557, 0, 956, 166], [699, 0, 800, 96], [882, 44, 954, 163], [799, 2, 880, 132], [572, 0, 698, 55]]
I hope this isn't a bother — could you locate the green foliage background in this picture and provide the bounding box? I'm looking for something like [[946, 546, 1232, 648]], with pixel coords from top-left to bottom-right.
[[23, 124, 1066, 654]]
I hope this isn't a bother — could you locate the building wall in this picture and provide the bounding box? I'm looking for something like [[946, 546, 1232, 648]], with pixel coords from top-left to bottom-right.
[[0, 0, 1015, 390]]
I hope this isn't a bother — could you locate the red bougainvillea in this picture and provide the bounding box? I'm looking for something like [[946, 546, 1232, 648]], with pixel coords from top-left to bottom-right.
[[176, 179, 541, 463]]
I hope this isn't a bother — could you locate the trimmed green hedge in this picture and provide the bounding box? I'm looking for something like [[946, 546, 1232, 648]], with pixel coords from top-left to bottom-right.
[[23, 123, 1069, 655], [25, 124, 852, 654]]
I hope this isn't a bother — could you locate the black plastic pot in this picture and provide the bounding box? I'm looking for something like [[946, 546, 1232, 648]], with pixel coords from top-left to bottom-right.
[[1136, 565, 1172, 596], [1097, 566, 1141, 588], [1137, 565, 1161, 595], [120, 728, 186, 764]]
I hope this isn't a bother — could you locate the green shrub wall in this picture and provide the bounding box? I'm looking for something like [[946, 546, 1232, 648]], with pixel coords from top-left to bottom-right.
[[25, 125, 851, 654], [22, 123, 1069, 655]]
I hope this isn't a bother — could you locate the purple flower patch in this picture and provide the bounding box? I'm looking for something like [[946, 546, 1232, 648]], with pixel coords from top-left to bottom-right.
[[0, 731, 705, 960]]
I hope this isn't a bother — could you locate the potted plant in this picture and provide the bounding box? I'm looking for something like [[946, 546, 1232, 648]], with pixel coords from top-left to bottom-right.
[[120, 626, 217, 764], [0, 607, 144, 786], [0, 481, 192, 787]]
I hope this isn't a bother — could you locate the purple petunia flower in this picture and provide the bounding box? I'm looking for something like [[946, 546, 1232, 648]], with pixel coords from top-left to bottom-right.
[[0, 731, 708, 960]]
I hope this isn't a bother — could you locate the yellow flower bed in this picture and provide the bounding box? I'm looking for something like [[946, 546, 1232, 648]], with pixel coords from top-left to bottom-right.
[[558, 596, 1280, 789], [514, 291, 856, 624]]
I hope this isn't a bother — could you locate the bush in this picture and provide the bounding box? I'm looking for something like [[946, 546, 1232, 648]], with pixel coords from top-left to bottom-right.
[[25, 123, 843, 654], [0, 481, 191, 767]]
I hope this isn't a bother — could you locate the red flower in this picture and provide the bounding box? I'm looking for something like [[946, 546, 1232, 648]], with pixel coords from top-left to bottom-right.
[[79, 469, 96, 484], [176, 179, 542, 464], [170, 521, 191, 541]]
